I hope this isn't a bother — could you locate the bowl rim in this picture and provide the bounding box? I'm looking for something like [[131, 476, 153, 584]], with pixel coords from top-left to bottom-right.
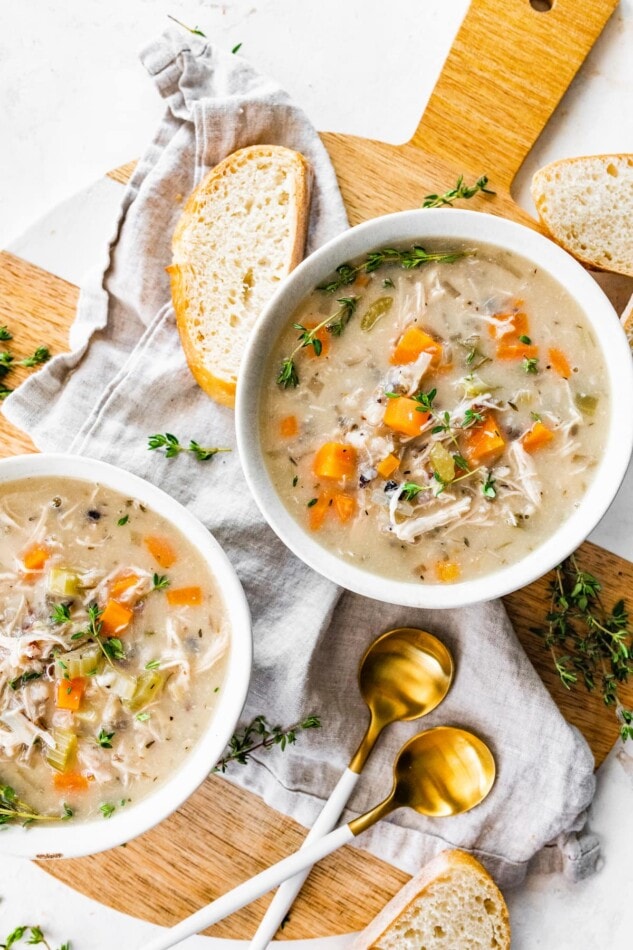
[[237, 208, 633, 609], [0, 453, 252, 858]]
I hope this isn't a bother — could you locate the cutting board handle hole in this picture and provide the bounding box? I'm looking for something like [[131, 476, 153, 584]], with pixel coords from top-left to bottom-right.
[[529, 0, 553, 10]]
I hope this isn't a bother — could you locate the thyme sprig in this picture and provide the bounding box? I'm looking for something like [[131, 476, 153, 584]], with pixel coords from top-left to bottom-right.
[[533, 556, 633, 741], [167, 14, 206, 36], [0, 784, 63, 827], [19, 347, 51, 368], [1, 925, 70, 949], [317, 247, 465, 295], [148, 433, 231, 461], [422, 174, 495, 208], [214, 714, 321, 772], [277, 297, 358, 389], [0, 326, 12, 341]]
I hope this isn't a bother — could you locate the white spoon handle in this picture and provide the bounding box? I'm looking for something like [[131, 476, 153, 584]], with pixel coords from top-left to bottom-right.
[[249, 767, 360, 949], [139, 823, 354, 950]]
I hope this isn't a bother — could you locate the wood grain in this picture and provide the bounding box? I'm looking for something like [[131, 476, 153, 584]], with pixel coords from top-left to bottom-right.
[[1, 0, 625, 939]]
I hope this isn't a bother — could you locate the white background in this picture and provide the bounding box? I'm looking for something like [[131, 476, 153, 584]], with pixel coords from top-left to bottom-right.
[[1, 1, 633, 948]]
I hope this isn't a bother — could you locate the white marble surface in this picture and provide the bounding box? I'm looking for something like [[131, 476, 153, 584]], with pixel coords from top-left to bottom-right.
[[2, 1, 633, 948]]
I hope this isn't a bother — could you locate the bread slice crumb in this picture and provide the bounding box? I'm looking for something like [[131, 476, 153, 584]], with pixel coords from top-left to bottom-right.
[[169, 145, 311, 407], [351, 850, 510, 950], [531, 154, 633, 277]]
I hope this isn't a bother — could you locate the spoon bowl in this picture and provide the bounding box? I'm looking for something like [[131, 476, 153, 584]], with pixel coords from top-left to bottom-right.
[[350, 627, 453, 771], [350, 726, 496, 834]]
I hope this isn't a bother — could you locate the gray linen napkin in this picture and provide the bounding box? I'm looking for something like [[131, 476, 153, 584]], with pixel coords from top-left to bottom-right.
[[4, 30, 598, 888]]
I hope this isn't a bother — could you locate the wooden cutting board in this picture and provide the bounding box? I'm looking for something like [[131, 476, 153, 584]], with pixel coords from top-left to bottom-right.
[[1, 0, 631, 940]]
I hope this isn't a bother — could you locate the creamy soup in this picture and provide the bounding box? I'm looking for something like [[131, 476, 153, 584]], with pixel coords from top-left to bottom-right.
[[0, 477, 228, 824], [261, 240, 609, 584]]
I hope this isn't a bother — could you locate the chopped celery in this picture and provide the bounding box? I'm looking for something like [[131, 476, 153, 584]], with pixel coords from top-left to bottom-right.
[[46, 729, 77, 772], [360, 296, 393, 331], [110, 671, 137, 702], [575, 392, 598, 416], [58, 644, 101, 680], [430, 442, 455, 482], [460, 374, 490, 399], [126, 670, 168, 713], [74, 708, 98, 725], [48, 568, 82, 597]]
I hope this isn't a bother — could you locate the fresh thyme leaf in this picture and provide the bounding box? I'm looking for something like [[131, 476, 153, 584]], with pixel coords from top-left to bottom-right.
[[382, 277, 395, 288], [306, 498, 318, 508], [0, 784, 60, 827], [62, 803, 73, 820], [214, 714, 321, 772], [453, 454, 470, 473], [277, 358, 299, 389], [96, 729, 115, 749], [117, 515, 129, 526], [9, 670, 42, 691], [530, 411, 542, 422], [231, 42, 243, 53], [412, 388, 437, 412], [533, 555, 633, 740], [152, 573, 170, 591], [145, 659, 161, 670], [167, 14, 206, 36], [482, 472, 497, 499], [0, 326, 12, 341], [136, 712, 151, 722], [327, 296, 358, 336], [102, 638, 126, 661], [50, 603, 71, 624], [462, 408, 484, 428], [399, 482, 428, 502], [100, 802, 116, 819], [523, 356, 539, 374], [422, 174, 495, 208], [148, 433, 230, 460], [0, 351, 14, 366], [518, 334, 532, 345], [292, 475, 299, 487], [19, 347, 50, 368], [317, 246, 465, 294]]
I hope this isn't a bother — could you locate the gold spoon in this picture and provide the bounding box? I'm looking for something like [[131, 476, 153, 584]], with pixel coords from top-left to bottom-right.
[[141, 726, 495, 950], [249, 626, 454, 948]]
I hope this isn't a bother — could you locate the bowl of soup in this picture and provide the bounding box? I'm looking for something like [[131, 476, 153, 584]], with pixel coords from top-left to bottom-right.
[[236, 209, 633, 608], [0, 453, 251, 857]]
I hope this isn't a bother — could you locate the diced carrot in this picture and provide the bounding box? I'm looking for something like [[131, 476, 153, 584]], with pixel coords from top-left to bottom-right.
[[109, 572, 141, 601], [390, 327, 442, 366], [166, 586, 203, 607], [383, 396, 430, 437], [435, 561, 461, 583], [521, 421, 554, 453], [313, 442, 356, 480], [548, 347, 571, 379], [145, 535, 177, 568], [333, 493, 356, 523], [56, 677, 86, 712], [22, 544, 50, 571], [488, 309, 530, 340], [279, 415, 299, 438], [53, 771, 89, 793], [100, 599, 134, 635], [304, 322, 330, 359], [462, 413, 506, 467], [496, 341, 539, 361], [353, 273, 371, 289], [308, 493, 332, 531], [376, 453, 400, 479]]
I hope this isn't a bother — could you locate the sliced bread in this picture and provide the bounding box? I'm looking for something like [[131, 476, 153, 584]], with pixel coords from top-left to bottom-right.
[[168, 145, 311, 407], [351, 850, 510, 950], [531, 154, 633, 277]]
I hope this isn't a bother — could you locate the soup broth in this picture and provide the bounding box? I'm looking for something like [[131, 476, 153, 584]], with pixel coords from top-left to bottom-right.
[[0, 477, 228, 823], [261, 240, 609, 584]]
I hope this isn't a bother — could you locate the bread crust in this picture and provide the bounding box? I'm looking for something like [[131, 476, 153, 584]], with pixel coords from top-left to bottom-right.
[[350, 849, 511, 950], [170, 145, 312, 407], [531, 153, 633, 278]]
